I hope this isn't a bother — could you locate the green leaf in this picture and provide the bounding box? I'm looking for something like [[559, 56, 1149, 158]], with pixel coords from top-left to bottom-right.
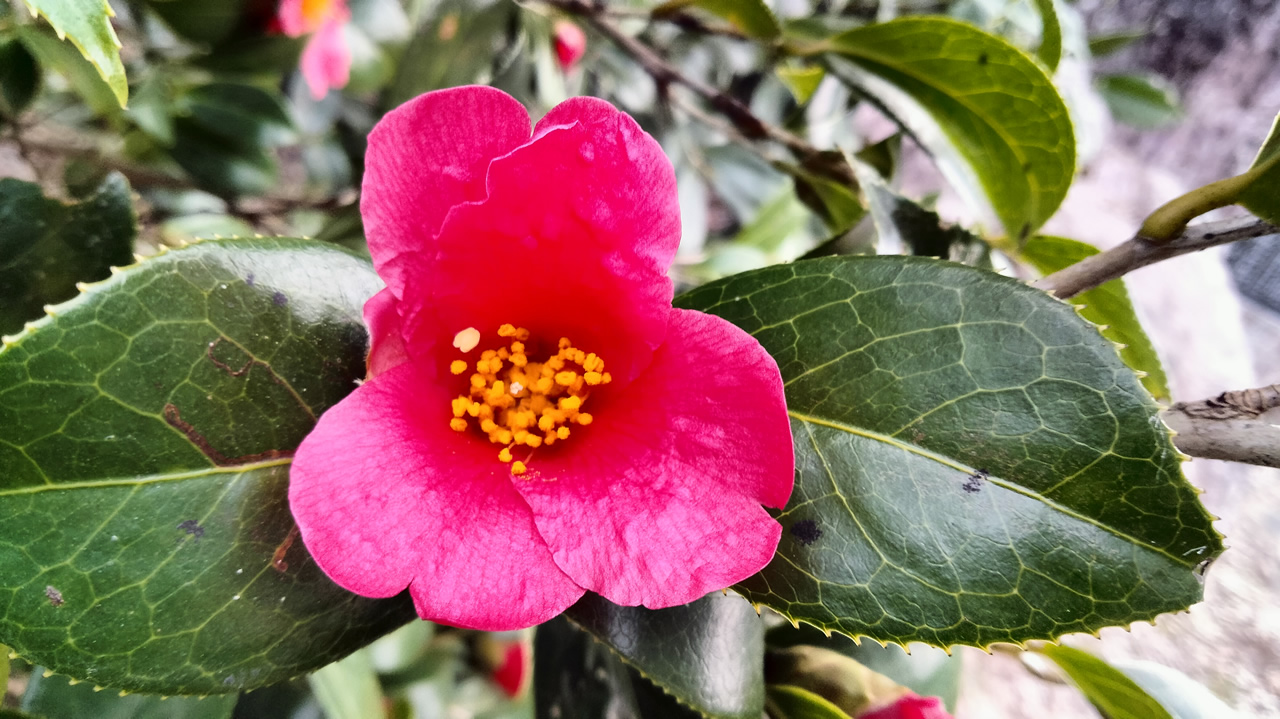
[[854, 162, 980, 260], [1096, 74, 1182, 129], [1031, 0, 1061, 72], [21, 0, 126, 107], [0, 238, 416, 694], [0, 644, 9, 691], [1088, 30, 1144, 58], [1238, 112, 1280, 225], [1036, 645, 1174, 719], [765, 645, 903, 717], [15, 26, 117, 116], [1112, 660, 1239, 719], [777, 65, 826, 105], [653, 0, 781, 40], [308, 651, 387, 719], [21, 670, 237, 719], [819, 17, 1075, 238], [766, 685, 850, 719], [675, 256, 1221, 649], [386, 0, 517, 109], [179, 83, 295, 152], [143, 0, 249, 46], [0, 173, 136, 336], [169, 120, 277, 197], [1020, 235, 1170, 401], [0, 39, 40, 116], [534, 616, 701, 719], [565, 592, 764, 719]]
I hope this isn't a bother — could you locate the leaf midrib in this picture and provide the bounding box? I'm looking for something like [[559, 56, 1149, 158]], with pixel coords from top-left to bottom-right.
[[0, 458, 291, 497], [787, 410, 1191, 567]]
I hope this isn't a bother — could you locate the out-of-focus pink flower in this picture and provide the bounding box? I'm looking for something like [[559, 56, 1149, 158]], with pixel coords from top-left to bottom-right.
[[859, 694, 953, 719], [277, 0, 351, 99], [287, 86, 794, 630], [553, 20, 586, 70], [491, 639, 530, 698]]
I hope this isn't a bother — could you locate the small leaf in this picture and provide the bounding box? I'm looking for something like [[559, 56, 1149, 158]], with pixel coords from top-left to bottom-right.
[[0, 40, 40, 116], [854, 162, 979, 259], [766, 645, 903, 717], [1111, 660, 1240, 719], [777, 65, 826, 105], [0, 173, 136, 336], [654, 0, 781, 40], [819, 17, 1075, 238], [1020, 235, 1170, 401], [22, 0, 126, 107], [676, 256, 1222, 649], [766, 685, 850, 719], [169, 120, 277, 197], [1036, 645, 1174, 719], [1088, 30, 1145, 58], [565, 592, 765, 719], [1096, 73, 1182, 129], [308, 651, 387, 719], [1031, 0, 1061, 71], [21, 670, 237, 719], [1238, 112, 1280, 225], [0, 238, 415, 694]]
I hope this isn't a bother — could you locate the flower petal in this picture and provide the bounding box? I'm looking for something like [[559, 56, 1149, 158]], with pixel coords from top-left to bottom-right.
[[512, 309, 794, 607], [289, 361, 585, 630], [300, 16, 351, 100], [361, 86, 533, 295], [398, 96, 682, 383], [363, 288, 409, 379]]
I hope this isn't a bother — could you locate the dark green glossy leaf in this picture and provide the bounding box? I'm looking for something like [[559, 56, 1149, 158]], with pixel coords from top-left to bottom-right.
[[565, 592, 764, 719], [1037, 645, 1173, 719], [1032, 0, 1061, 71], [180, 83, 295, 152], [1088, 30, 1145, 57], [676, 256, 1221, 649], [653, 0, 781, 40], [196, 35, 306, 75], [385, 0, 517, 109], [15, 26, 117, 116], [766, 685, 849, 719], [1021, 235, 1170, 401], [145, 0, 249, 46], [22, 670, 237, 719], [0, 238, 415, 694], [1096, 74, 1182, 129], [533, 616, 700, 719], [1238, 112, 1280, 225], [0, 173, 136, 336], [0, 40, 39, 116], [170, 120, 277, 197], [820, 17, 1075, 238], [23, 0, 126, 106], [855, 162, 981, 261]]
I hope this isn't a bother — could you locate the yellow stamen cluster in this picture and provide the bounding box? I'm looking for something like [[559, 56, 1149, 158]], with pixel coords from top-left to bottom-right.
[[449, 324, 611, 473]]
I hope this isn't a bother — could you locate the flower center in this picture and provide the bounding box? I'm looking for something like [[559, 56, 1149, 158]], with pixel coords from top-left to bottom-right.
[[448, 324, 611, 476]]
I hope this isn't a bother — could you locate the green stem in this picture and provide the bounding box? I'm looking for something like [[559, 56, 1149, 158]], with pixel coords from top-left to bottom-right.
[[1139, 152, 1280, 242]]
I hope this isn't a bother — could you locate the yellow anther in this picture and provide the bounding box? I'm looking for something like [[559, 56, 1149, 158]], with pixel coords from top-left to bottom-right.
[[511, 342, 525, 353], [577, 413, 593, 426], [512, 353, 528, 367], [602, 372, 612, 383], [514, 430, 530, 444], [467, 402, 481, 417], [526, 435, 543, 448], [498, 447, 513, 463], [556, 426, 571, 440], [480, 419, 497, 433], [538, 414, 557, 432], [559, 395, 582, 412], [516, 327, 530, 341], [573, 349, 585, 364], [511, 461, 527, 476], [470, 374, 487, 389], [499, 324, 518, 337], [583, 353, 601, 372], [585, 371, 603, 385], [451, 396, 470, 417], [450, 360, 468, 375], [449, 418, 468, 432], [497, 347, 510, 360], [555, 371, 578, 386]]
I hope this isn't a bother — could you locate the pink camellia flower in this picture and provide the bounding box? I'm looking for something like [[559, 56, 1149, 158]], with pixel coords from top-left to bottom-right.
[[277, 0, 351, 99], [859, 694, 953, 719], [553, 20, 587, 70], [288, 86, 794, 630]]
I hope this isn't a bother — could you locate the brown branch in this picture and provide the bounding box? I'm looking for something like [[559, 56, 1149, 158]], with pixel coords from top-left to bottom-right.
[[1033, 216, 1278, 299], [1163, 384, 1280, 467]]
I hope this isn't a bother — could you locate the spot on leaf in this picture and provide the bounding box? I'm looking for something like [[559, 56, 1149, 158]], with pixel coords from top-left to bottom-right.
[[790, 519, 823, 546], [177, 519, 205, 540], [45, 585, 64, 607]]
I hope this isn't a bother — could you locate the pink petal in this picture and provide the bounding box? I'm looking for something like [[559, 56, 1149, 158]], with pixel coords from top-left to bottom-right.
[[859, 695, 952, 719], [396, 96, 681, 383], [360, 87, 533, 295], [276, 0, 309, 36], [511, 309, 793, 607], [289, 361, 585, 630], [300, 16, 351, 99], [553, 20, 586, 70], [363, 288, 409, 379]]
